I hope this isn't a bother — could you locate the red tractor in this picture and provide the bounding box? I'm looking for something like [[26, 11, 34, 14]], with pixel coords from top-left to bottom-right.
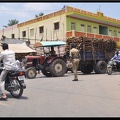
[[25, 41, 67, 79]]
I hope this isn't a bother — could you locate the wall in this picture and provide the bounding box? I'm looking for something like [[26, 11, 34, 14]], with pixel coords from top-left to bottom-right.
[[0, 25, 18, 39], [0, 14, 66, 45]]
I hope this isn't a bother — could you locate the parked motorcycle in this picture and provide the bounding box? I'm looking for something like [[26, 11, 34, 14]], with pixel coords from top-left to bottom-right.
[[0, 67, 26, 98], [107, 60, 120, 75]]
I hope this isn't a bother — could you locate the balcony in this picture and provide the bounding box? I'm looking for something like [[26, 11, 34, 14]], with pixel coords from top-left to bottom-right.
[[66, 30, 120, 42]]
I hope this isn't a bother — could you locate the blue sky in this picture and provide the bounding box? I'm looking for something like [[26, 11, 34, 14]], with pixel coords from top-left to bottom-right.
[[0, 2, 120, 29]]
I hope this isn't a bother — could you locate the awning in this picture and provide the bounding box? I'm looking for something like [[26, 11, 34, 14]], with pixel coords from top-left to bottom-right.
[[34, 41, 66, 48], [0, 43, 37, 53]]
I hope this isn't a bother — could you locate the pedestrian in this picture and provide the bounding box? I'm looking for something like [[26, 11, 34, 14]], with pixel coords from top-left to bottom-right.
[[32, 58, 40, 74], [21, 57, 27, 70], [69, 43, 81, 81]]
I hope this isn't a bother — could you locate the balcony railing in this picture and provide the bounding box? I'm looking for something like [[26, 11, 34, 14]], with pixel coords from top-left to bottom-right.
[[66, 30, 120, 42]]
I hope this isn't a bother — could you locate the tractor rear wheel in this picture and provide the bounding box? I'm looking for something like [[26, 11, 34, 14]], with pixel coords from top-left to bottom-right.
[[41, 67, 52, 77]]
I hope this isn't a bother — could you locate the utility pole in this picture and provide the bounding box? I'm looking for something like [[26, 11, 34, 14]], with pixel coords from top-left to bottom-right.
[[46, 28, 47, 41], [3, 25, 7, 36], [28, 27, 29, 40], [35, 28, 37, 43], [99, 5, 101, 12]]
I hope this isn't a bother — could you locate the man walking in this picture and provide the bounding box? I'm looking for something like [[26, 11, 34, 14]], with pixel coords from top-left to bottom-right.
[[69, 43, 81, 81]]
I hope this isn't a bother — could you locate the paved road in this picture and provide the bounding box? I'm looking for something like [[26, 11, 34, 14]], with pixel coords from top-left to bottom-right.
[[1, 71, 120, 117]]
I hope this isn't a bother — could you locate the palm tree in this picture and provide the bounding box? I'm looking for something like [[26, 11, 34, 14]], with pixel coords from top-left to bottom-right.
[[7, 19, 19, 26], [35, 12, 44, 18]]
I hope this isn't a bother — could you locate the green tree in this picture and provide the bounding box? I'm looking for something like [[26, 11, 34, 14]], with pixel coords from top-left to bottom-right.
[[7, 19, 19, 26], [35, 12, 44, 18]]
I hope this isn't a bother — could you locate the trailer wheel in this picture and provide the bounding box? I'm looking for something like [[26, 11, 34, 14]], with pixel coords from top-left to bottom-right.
[[49, 59, 67, 77], [25, 67, 37, 79], [95, 61, 107, 74], [93, 65, 99, 74], [81, 64, 93, 74]]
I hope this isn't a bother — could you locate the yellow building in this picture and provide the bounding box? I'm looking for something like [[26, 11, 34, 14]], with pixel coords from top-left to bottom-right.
[[0, 5, 120, 45]]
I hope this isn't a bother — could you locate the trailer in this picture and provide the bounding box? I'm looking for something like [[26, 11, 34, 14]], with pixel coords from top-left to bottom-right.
[[65, 36, 117, 74]]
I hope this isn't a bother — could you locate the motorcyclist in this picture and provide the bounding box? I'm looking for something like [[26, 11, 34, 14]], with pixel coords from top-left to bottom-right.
[[111, 50, 120, 69], [0, 43, 20, 100]]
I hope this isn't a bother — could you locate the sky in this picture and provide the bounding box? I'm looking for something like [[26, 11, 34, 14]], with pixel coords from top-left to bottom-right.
[[0, 2, 120, 29]]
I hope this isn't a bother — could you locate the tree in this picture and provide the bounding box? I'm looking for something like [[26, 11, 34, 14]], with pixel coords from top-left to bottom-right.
[[7, 19, 19, 26], [35, 12, 44, 18]]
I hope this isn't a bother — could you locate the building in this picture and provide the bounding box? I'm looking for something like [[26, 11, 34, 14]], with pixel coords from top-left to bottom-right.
[[0, 5, 120, 45]]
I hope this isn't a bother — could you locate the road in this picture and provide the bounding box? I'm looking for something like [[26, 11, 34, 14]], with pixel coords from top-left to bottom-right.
[[1, 71, 120, 117]]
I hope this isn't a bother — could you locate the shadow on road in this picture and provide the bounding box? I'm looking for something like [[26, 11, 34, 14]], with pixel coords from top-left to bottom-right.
[[6, 94, 28, 100]]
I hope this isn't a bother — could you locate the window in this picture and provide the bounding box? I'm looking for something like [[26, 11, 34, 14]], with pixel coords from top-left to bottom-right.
[[54, 22, 59, 30], [30, 28, 34, 37], [11, 34, 15, 39], [22, 31, 26, 37], [39, 26, 44, 33], [71, 22, 75, 30], [108, 30, 112, 36], [87, 25, 91, 33], [93, 27, 97, 34], [118, 31, 120, 37], [81, 24, 85, 32], [114, 30, 117, 37]]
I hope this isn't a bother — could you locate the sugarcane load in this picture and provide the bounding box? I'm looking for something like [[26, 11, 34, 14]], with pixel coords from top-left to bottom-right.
[[65, 36, 117, 74]]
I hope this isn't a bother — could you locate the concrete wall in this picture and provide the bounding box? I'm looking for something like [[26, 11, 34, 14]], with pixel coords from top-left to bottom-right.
[[0, 24, 18, 39]]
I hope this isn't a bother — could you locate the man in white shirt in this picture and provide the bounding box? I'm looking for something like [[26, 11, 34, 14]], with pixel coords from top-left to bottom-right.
[[0, 43, 18, 100]]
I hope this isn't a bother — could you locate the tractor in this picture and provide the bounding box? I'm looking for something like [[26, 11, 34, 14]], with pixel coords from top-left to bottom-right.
[[25, 41, 67, 78]]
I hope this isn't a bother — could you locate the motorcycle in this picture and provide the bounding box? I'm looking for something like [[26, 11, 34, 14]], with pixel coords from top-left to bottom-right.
[[0, 67, 26, 98], [107, 60, 120, 75]]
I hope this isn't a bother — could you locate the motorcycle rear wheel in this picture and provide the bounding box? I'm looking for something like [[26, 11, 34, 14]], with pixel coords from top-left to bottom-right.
[[9, 79, 23, 98]]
